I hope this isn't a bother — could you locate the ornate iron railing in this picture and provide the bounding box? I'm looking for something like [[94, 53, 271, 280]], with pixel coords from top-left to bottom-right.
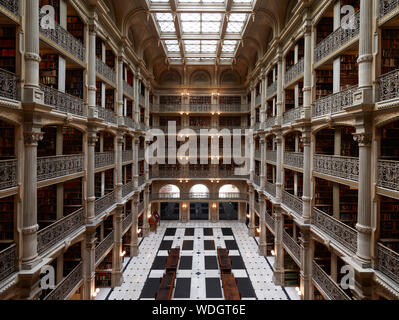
[[312, 207, 357, 253], [96, 106, 117, 124], [266, 150, 277, 162], [138, 149, 144, 159], [152, 103, 249, 113], [378, 68, 399, 102], [0, 159, 17, 190], [255, 149, 261, 159], [253, 175, 261, 187], [284, 58, 304, 84], [312, 260, 351, 300], [379, 0, 399, 19], [154, 168, 250, 179], [265, 116, 276, 128], [283, 230, 301, 263], [377, 159, 399, 191], [123, 116, 135, 129], [95, 191, 116, 216], [122, 212, 133, 233], [375, 242, 399, 285], [313, 86, 356, 118], [95, 151, 115, 169], [123, 81, 134, 98], [283, 107, 302, 124], [138, 175, 145, 186], [255, 95, 261, 106], [96, 57, 116, 84], [284, 152, 304, 169], [139, 94, 145, 106], [95, 231, 114, 264], [0, 244, 17, 282], [44, 262, 82, 300], [122, 150, 133, 163], [137, 201, 144, 214], [37, 154, 84, 182], [266, 81, 277, 98], [150, 192, 248, 201], [282, 191, 303, 215], [122, 181, 134, 198], [0, 68, 18, 100], [313, 154, 359, 181], [265, 181, 276, 197], [39, 20, 85, 62], [37, 208, 84, 254], [41, 85, 85, 116], [254, 201, 260, 214], [0, 0, 18, 15], [314, 11, 360, 63], [265, 212, 275, 231]]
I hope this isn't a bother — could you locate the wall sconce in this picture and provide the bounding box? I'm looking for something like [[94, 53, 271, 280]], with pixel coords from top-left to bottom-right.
[[185, 179, 189, 183], [93, 288, 100, 297], [212, 203, 217, 209], [120, 251, 126, 257], [246, 214, 250, 218], [295, 287, 302, 296], [271, 250, 275, 256], [137, 228, 142, 234], [256, 227, 260, 233], [182, 203, 187, 209]]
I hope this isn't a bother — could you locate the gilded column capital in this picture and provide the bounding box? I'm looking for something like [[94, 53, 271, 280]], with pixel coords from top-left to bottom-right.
[[353, 133, 372, 146], [23, 131, 43, 146]]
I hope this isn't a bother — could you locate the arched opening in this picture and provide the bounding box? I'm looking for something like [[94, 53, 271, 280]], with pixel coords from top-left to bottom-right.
[[219, 184, 240, 197], [189, 184, 209, 197], [159, 184, 180, 198]]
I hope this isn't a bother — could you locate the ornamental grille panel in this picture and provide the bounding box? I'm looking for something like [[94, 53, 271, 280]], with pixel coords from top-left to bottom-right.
[[0, 0, 18, 15], [39, 19, 85, 62], [95, 231, 114, 264], [254, 201, 260, 214], [313, 154, 359, 181], [122, 212, 133, 234], [96, 106, 117, 124], [41, 85, 85, 116], [95, 151, 115, 169], [313, 86, 356, 118], [254, 175, 260, 187], [138, 175, 145, 186], [282, 191, 303, 215], [282, 230, 301, 264], [265, 181, 276, 197], [378, 68, 399, 102], [122, 150, 133, 163], [0, 159, 17, 190], [265, 116, 276, 128], [138, 201, 145, 214], [123, 81, 134, 98], [375, 242, 399, 285], [0, 244, 17, 282], [0, 68, 18, 100], [122, 181, 134, 198], [377, 160, 399, 191], [150, 192, 248, 201], [379, 0, 399, 18], [123, 116, 135, 129], [266, 82, 277, 98], [283, 152, 304, 169], [284, 57, 304, 85], [312, 260, 351, 300], [265, 212, 275, 231], [266, 150, 277, 162], [255, 94, 261, 106], [314, 11, 360, 63], [37, 154, 84, 182], [312, 207, 357, 253], [283, 107, 302, 124], [94, 191, 116, 216], [96, 57, 116, 84], [37, 208, 84, 255], [44, 262, 83, 300]]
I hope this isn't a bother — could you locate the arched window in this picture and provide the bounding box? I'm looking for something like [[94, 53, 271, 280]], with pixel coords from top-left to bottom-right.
[[219, 184, 240, 198], [159, 184, 180, 199], [189, 184, 209, 198]]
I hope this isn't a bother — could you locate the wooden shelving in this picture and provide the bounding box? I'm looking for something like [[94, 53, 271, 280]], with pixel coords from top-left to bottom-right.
[[0, 120, 15, 160], [0, 26, 16, 73], [40, 54, 58, 88], [0, 195, 14, 243]]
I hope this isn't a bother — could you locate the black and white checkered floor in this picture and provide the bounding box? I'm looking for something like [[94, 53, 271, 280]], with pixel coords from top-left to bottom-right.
[[96, 221, 300, 300]]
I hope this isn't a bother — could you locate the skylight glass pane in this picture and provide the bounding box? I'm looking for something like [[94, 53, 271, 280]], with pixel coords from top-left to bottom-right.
[[182, 21, 201, 33], [233, 0, 252, 3], [159, 21, 176, 32], [229, 13, 247, 21], [180, 13, 200, 21], [184, 40, 201, 52], [202, 21, 221, 33], [156, 13, 173, 21], [202, 13, 223, 21], [226, 21, 244, 33]]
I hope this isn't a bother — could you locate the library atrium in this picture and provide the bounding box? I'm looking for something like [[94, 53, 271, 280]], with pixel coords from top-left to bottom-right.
[[0, 0, 398, 301]]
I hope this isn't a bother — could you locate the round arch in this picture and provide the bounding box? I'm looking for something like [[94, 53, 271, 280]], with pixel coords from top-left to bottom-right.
[[189, 184, 210, 198], [159, 184, 180, 198], [219, 184, 240, 198]]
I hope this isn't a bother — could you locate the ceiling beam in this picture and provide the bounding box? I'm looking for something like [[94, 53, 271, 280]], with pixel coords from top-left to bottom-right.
[[169, 0, 185, 62], [216, 0, 233, 63]]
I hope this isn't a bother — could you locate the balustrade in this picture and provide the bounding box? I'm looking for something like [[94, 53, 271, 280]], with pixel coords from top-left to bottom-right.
[[94, 191, 116, 216], [96, 57, 116, 84], [41, 85, 85, 116], [0, 68, 18, 100], [95, 151, 115, 169], [37, 154, 84, 182], [0, 159, 17, 190], [312, 86, 356, 118], [313, 154, 359, 181]]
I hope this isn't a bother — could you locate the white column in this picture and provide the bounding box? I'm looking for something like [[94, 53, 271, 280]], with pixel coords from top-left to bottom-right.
[[258, 197, 267, 256], [130, 196, 139, 256], [88, 21, 97, 110], [111, 206, 123, 287], [333, 1, 341, 93], [87, 129, 97, 222]]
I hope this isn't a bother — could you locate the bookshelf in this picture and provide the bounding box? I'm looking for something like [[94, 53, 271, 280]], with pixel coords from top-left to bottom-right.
[[316, 69, 333, 100], [38, 126, 56, 157], [189, 96, 211, 105], [340, 55, 358, 89], [379, 196, 399, 253], [66, 16, 84, 43], [105, 50, 115, 69], [0, 195, 14, 244], [313, 241, 331, 273], [340, 126, 358, 157], [381, 29, 399, 75], [219, 116, 241, 127], [219, 96, 241, 105], [380, 120, 399, 161], [64, 178, 82, 216], [284, 251, 300, 286], [63, 242, 81, 276], [189, 116, 211, 127], [105, 89, 115, 111], [315, 129, 334, 155], [285, 50, 295, 70], [0, 26, 16, 73], [316, 17, 333, 44], [339, 185, 358, 228], [284, 169, 294, 194], [40, 54, 58, 88], [140, 108, 145, 123], [122, 230, 131, 256], [314, 178, 333, 215], [38, 185, 57, 229], [63, 126, 82, 154], [0, 120, 14, 160], [95, 250, 113, 288], [96, 80, 102, 107], [65, 69, 84, 99], [159, 116, 181, 126], [103, 215, 113, 237], [159, 96, 182, 105], [96, 37, 103, 60], [104, 169, 114, 194], [285, 89, 295, 112]]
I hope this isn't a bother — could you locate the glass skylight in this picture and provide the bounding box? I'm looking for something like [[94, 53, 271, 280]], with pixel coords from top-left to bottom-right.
[[150, 1, 254, 64]]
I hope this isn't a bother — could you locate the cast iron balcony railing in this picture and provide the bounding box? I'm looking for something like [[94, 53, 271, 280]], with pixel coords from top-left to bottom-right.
[[254, 201, 260, 214], [0, 244, 17, 282], [123, 116, 135, 129], [122, 212, 133, 234], [39, 20, 85, 62], [379, 0, 399, 19], [138, 149, 144, 159], [312, 260, 351, 300], [282, 191, 303, 215], [122, 181, 134, 198], [283, 230, 301, 264], [265, 212, 275, 231], [266, 81, 277, 98], [0, 68, 18, 100], [44, 262, 83, 300], [265, 116, 276, 128], [266, 150, 277, 163], [255, 95, 261, 106], [314, 11, 360, 63], [41, 85, 85, 116], [138, 201, 144, 214], [96, 106, 117, 124], [37, 208, 84, 255], [96, 57, 116, 84], [284, 57, 304, 85], [150, 192, 248, 201], [313, 154, 359, 182], [95, 231, 114, 264], [312, 207, 357, 253], [313, 86, 356, 118], [253, 175, 260, 187], [37, 154, 84, 182], [378, 69, 399, 102], [283, 152, 304, 169], [0, 0, 18, 15], [139, 94, 145, 106], [95, 191, 116, 216], [0, 159, 17, 190], [122, 150, 133, 163], [151, 104, 249, 113], [95, 151, 115, 169], [265, 181, 276, 197], [283, 107, 302, 124], [375, 242, 399, 285], [138, 175, 145, 186], [123, 81, 134, 98], [255, 149, 261, 159], [377, 159, 399, 192]]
